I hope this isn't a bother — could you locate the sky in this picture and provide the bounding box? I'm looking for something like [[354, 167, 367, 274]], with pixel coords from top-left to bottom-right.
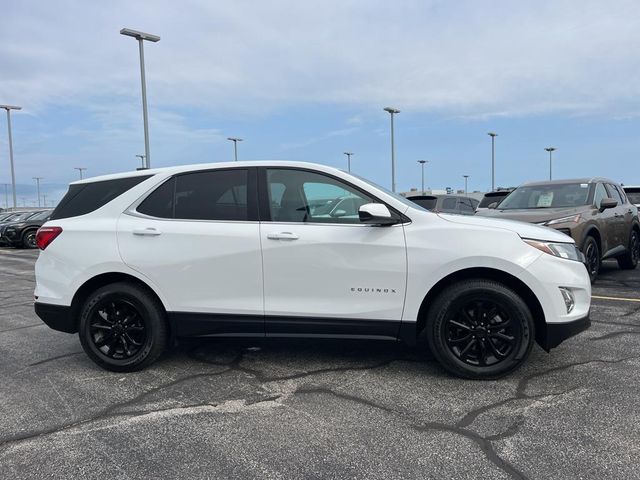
[[1, 0, 640, 207]]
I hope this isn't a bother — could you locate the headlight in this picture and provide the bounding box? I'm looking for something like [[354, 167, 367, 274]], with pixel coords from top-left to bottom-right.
[[544, 214, 581, 226], [523, 238, 582, 261]]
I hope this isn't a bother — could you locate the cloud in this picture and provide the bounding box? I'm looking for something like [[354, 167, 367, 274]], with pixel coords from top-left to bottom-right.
[[2, 0, 640, 119]]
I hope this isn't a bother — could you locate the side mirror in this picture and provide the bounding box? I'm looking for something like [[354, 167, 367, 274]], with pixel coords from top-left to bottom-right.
[[599, 198, 618, 211], [359, 203, 397, 225], [488, 202, 498, 209], [331, 209, 347, 218]]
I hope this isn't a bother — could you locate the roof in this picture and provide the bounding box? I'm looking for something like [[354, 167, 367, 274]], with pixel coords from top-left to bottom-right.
[[69, 161, 344, 185], [520, 177, 615, 187]]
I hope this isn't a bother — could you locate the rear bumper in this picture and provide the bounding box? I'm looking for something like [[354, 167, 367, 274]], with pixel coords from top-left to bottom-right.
[[540, 312, 591, 351], [34, 302, 76, 333]]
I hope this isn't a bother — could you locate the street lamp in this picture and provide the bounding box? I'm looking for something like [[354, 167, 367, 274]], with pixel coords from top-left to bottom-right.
[[135, 154, 146, 169], [1, 104, 21, 208], [74, 167, 87, 180], [343, 152, 354, 172], [120, 28, 160, 169], [33, 177, 43, 208], [488, 132, 497, 191], [417, 160, 428, 194], [2, 183, 8, 209], [545, 147, 556, 180], [384, 107, 401, 192], [463, 175, 470, 195], [227, 137, 243, 162]]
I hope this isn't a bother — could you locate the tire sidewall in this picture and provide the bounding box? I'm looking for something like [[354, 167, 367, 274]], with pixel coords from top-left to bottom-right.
[[426, 281, 534, 379], [583, 236, 600, 282], [22, 229, 37, 249], [79, 284, 164, 371]]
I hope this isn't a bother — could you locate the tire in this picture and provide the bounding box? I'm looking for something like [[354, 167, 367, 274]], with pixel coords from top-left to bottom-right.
[[78, 282, 167, 372], [617, 229, 640, 270], [424, 279, 535, 380], [582, 236, 600, 284], [21, 229, 38, 249]]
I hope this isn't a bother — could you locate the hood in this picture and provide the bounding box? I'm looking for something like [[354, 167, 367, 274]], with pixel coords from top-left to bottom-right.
[[438, 213, 574, 243], [475, 206, 588, 224]]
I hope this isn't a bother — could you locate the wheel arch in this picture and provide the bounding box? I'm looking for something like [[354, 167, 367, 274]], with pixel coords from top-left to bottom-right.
[[406, 267, 548, 350], [580, 225, 601, 252], [70, 272, 173, 342]]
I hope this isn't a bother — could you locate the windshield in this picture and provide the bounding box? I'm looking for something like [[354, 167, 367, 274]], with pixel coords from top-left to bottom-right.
[[478, 192, 509, 208], [3, 212, 37, 222], [28, 210, 51, 221], [624, 188, 640, 205], [498, 183, 591, 209], [408, 197, 437, 210], [351, 173, 428, 212]]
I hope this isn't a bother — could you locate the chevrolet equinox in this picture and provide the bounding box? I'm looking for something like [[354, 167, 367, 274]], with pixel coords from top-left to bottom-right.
[[34, 162, 592, 379]]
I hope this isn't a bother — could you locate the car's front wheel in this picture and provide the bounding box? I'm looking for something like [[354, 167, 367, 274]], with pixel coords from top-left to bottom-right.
[[617, 229, 640, 270], [78, 282, 167, 372], [424, 279, 535, 380], [582, 236, 600, 283]]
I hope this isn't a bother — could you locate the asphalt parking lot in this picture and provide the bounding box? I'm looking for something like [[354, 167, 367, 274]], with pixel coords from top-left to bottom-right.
[[1, 248, 639, 480]]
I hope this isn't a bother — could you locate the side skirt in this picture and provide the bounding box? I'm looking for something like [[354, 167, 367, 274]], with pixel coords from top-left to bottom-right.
[[168, 312, 409, 342]]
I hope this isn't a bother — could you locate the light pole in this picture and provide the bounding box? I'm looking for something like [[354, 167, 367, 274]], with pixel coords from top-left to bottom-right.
[[488, 132, 497, 192], [135, 154, 146, 169], [417, 160, 428, 194], [343, 152, 354, 172], [227, 137, 243, 161], [33, 177, 43, 208], [74, 167, 87, 179], [42, 194, 47, 207], [120, 28, 160, 169], [384, 107, 401, 192], [3, 183, 8, 209], [1, 104, 21, 208], [545, 147, 556, 180], [463, 175, 470, 195]]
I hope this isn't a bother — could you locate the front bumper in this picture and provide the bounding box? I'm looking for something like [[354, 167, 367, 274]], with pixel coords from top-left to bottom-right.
[[34, 302, 76, 333], [538, 311, 591, 351]]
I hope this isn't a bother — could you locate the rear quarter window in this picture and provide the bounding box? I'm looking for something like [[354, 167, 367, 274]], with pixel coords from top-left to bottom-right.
[[50, 176, 151, 220]]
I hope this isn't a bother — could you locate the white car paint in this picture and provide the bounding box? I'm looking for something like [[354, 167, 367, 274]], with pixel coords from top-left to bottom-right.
[[34, 160, 591, 340]]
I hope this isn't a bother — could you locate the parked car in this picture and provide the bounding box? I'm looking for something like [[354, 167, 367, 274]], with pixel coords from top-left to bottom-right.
[[475, 190, 513, 212], [476, 178, 640, 282], [0, 211, 41, 230], [406, 194, 478, 215], [34, 162, 591, 379], [0, 210, 51, 248], [623, 186, 640, 216]]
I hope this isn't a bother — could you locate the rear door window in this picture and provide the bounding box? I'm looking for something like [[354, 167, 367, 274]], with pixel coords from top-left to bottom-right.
[[137, 169, 256, 221], [441, 197, 458, 212], [51, 176, 151, 220]]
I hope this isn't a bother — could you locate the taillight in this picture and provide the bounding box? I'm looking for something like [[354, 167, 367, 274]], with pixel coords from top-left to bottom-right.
[[36, 226, 63, 250]]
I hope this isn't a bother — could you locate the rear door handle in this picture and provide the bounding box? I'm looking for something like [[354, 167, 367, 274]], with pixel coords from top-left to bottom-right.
[[133, 227, 162, 236], [266, 232, 299, 240]]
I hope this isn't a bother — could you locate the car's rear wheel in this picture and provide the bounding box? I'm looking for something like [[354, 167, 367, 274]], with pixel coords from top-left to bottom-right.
[[21, 229, 38, 249], [78, 282, 167, 372], [617, 229, 640, 270], [582, 236, 600, 283], [424, 279, 534, 380]]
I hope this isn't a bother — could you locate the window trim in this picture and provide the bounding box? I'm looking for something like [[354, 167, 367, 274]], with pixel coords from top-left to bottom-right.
[[257, 166, 410, 225], [127, 167, 259, 223]]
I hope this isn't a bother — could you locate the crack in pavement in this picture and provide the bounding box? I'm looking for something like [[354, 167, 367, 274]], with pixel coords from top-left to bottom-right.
[[590, 331, 640, 341], [295, 387, 529, 480], [0, 323, 44, 333], [28, 351, 84, 366], [591, 319, 640, 328]]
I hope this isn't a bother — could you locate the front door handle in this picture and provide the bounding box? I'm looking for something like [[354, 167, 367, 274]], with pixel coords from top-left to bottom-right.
[[267, 232, 299, 240], [133, 227, 162, 236]]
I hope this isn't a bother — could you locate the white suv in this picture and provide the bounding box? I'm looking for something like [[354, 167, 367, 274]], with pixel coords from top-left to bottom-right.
[[34, 162, 591, 379]]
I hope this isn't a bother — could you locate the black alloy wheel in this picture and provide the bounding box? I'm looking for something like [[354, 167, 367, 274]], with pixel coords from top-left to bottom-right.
[[79, 282, 167, 371], [618, 229, 640, 270], [89, 299, 147, 360], [424, 279, 534, 379], [22, 230, 38, 249], [444, 299, 516, 367], [583, 236, 600, 283]]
